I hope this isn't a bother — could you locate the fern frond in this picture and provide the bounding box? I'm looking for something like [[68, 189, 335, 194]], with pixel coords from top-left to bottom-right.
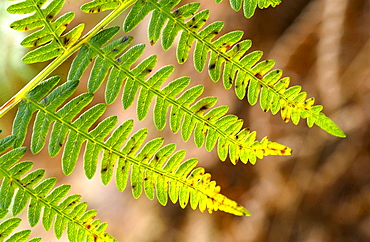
[[215, 0, 281, 18], [0, 217, 41, 242], [0, 0, 139, 118], [0, 137, 116, 241], [67, 27, 291, 164], [10, 78, 250, 216], [121, 0, 345, 138], [0, 136, 16, 154], [6, 0, 84, 63]]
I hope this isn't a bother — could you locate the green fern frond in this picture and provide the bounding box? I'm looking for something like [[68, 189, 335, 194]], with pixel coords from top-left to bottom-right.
[[120, 0, 345, 138], [0, 217, 41, 242], [0, 0, 139, 118], [215, 0, 281, 18], [67, 27, 291, 164], [10, 78, 250, 216], [6, 0, 84, 63], [0, 137, 116, 241]]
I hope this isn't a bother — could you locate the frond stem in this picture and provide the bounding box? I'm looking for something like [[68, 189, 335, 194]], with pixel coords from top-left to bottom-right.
[[0, 0, 137, 118]]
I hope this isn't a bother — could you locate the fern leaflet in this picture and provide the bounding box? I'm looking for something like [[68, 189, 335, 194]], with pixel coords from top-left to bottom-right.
[[0, 217, 40, 242], [81, 0, 127, 13], [0, 136, 115, 241], [117, 0, 345, 138], [11, 77, 250, 216], [67, 27, 291, 164]]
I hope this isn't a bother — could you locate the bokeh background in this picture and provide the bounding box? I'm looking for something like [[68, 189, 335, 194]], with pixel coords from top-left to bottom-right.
[[0, 0, 369, 241]]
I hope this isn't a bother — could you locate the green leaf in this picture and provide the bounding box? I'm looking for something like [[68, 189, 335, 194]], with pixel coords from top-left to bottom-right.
[[0, 218, 21, 240], [0, 209, 8, 220], [123, 0, 155, 32], [81, 0, 121, 13], [315, 113, 346, 138], [13, 190, 30, 216], [0, 136, 16, 154]]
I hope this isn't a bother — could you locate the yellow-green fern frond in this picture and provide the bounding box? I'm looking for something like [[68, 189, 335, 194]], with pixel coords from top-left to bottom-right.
[[120, 0, 345, 138], [10, 78, 250, 215], [67, 27, 291, 164], [0, 136, 116, 241]]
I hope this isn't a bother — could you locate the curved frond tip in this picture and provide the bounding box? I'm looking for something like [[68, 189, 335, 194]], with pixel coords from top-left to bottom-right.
[[0, 137, 116, 241], [10, 78, 250, 216], [122, 0, 345, 138]]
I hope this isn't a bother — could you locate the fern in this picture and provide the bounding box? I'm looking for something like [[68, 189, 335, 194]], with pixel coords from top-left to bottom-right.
[[11, 77, 249, 216], [66, 26, 291, 164], [0, 136, 115, 241], [0, 0, 136, 114], [0, 0, 347, 240], [7, 0, 84, 63], [120, 0, 345, 138]]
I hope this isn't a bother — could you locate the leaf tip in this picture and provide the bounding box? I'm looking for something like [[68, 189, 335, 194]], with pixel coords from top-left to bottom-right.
[[315, 113, 346, 138]]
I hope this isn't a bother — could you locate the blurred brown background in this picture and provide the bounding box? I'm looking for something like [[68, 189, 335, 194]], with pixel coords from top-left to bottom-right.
[[0, 0, 369, 241]]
